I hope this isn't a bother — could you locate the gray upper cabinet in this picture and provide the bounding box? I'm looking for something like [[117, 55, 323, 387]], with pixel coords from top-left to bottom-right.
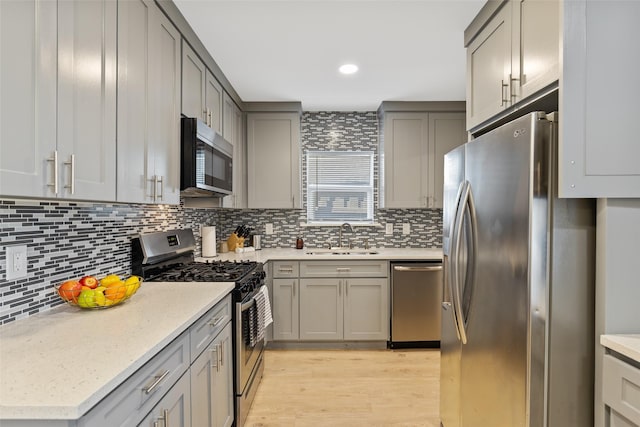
[[222, 93, 246, 208], [466, 3, 512, 131], [467, 0, 640, 197], [559, 0, 640, 197], [0, 0, 57, 198], [380, 109, 466, 209], [1, 0, 117, 201], [182, 42, 223, 134], [247, 112, 301, 209], [466, 0, 559, 131], [57, 0, 117, 201], [117, 0, 181, 204]]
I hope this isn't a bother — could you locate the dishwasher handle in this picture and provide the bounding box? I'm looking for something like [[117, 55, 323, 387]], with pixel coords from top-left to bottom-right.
[[393, 265, 442, 272]]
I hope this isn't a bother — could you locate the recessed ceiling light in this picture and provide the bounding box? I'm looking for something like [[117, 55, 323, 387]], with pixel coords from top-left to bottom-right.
[[339, 64, 359, 75]]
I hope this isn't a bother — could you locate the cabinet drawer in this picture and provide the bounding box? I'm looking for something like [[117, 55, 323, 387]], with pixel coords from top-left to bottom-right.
[[273, 261, 299, 278], [300, 261, 388, 278], [79, 330, 190, 427], [604, 354, 640, 425], [190, 294, 232, 363]]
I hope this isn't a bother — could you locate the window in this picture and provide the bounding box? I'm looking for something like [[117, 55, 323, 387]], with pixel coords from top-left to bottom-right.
[[306, 151, 374, 224]]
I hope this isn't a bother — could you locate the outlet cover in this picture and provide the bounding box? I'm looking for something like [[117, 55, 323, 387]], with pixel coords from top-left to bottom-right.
[[6, 245, 28, 280], [402, 223, 411, 235], [385, 223, 394, 235], [265, 223, 274, 235]]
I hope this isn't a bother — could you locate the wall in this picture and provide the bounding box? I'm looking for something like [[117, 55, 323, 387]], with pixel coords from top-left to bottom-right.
[[0, 111, 442, 324], [594, 198, 640, 427]]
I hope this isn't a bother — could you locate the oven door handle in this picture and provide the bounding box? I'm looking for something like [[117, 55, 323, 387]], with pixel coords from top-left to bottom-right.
[[241, 297, 256, 311]]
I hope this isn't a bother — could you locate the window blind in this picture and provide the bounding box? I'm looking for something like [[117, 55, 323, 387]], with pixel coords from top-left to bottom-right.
[[306, 151, 374, 223]]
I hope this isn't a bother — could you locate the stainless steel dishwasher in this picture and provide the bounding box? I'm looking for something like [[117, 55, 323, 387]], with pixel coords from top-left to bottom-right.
[[390, 261, 443, 348]]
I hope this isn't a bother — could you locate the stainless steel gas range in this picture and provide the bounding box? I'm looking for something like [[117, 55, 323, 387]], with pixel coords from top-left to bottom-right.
[[132, 228, 266, 427]]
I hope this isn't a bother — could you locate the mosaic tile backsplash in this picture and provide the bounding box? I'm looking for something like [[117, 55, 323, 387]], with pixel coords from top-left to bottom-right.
[[0, 112, 443, 324]]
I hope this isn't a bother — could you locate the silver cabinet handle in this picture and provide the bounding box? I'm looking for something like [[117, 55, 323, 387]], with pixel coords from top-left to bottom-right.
[[500, 80, 509, 107], [209, 316, 223, 327], [279, 267, 294, 273], [338, 280, 341, 296], [293, 281, 296, 297], [220, 341, 224, 366], [210, 346, 219, 371], [393, 265, 443, 272], [203, 109, 208, 124], [510, 73, 519, 101], [143, 369, 170, 394], [345, 280, 349, 296], [336, 267, 351, 272], [64, 154, 75, 195], [156, 175, 164, 201], [47, 151, 58, 195], [162, 409, 169, 427], [209, 109, 213, 128]]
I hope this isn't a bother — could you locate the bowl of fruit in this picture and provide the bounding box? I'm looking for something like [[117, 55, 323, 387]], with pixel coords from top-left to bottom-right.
[[55, 274, 142, 309]]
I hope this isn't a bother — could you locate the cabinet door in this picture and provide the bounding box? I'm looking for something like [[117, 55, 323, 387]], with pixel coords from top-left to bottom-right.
[[381, 112, 429, 208], [139, 371, 191, 427], [0, 0, 57, 198], [512, 0, 559, 101], [466, 2, 512, 130], [57, 0, 117, 201], [273, 278, 299, 340], [191, 323, 233, 427], [212, 323, 234, 427], [234, 103, 247, 208], [182, 41, 206, 121], [299, 279, 343, 340], [148, 7, 181, 205], [116, 0, 151, 203], [560, 0, 640, 197], [344, 278, 389, 341], [222, 94, 246, 208], [205, 70, 223, 134], [247, 112, 301, 208], [428, 113, 467, 209]]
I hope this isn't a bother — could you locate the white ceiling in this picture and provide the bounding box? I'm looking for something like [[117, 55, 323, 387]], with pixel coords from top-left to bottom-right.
[[174, 0, 485, 111]]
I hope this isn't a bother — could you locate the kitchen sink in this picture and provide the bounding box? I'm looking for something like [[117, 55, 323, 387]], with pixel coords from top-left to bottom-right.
[[305, 249, 379, 256]]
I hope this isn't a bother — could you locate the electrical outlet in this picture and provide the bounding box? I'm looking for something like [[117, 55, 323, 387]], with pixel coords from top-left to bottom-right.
[[385, 223, 393, 235], [265, 223, 274, 235], [402, 223, 410, 235], [6, 245, 28, 280]]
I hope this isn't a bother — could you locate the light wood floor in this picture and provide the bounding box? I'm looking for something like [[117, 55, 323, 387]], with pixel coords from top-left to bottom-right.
[[244, 348, 440, 427]]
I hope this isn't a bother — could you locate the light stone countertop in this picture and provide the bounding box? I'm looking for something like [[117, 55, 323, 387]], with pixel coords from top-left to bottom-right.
[[601, 334, 640, 363], [0, 281, 234, 420], [198, 247, 443, 263]]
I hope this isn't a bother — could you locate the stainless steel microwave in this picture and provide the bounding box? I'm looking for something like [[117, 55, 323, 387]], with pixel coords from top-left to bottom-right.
[[180, 117, 233, 197]]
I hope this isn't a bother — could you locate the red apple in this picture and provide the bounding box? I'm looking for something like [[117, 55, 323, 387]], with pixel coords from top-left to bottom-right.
[[78, 275, 99, 289], [58, 280, 82, 302]]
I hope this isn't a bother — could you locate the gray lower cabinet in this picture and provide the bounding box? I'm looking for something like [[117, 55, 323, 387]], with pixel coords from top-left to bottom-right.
[[138, 372, 191, 427], [272, 261, 300, 341], [191, 322, 234, 427], [76, 295, 233, 427], [603, 354, 640, 426], [117, 0, 181, 204], [273, 278, 299, 340], [297, 261, 389, 341], [0, 0, 117, 201]]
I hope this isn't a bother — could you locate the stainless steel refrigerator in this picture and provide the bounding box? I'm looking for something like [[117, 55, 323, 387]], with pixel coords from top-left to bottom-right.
[[440, 112, 595, 427]]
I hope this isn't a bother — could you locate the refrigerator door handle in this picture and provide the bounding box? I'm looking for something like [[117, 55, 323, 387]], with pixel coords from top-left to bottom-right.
[[452, 181, 473, 345], [447, 181, 466, 342]]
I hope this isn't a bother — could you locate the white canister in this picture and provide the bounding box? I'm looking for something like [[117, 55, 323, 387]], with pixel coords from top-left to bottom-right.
[[202, 226, 217, 258]]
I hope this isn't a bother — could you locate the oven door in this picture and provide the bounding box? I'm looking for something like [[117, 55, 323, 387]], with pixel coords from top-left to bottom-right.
[[236, 288, 265, 393]]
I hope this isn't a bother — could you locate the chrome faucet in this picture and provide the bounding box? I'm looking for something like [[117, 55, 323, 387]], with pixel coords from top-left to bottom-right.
[[338, 222, 354, 249]]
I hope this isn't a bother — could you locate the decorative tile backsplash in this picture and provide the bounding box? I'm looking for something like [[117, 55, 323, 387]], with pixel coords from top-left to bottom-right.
[[0, 111, 443, 324]]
